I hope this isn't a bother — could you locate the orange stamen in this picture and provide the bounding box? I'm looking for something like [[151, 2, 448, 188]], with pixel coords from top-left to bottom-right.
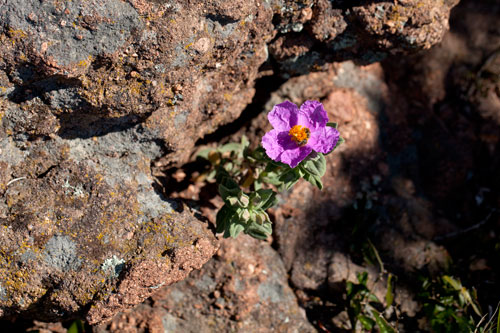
[[289, 125, 310, 146]]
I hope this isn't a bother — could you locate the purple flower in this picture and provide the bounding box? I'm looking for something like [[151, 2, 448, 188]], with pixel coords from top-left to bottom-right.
[[261, 100, 340, 168]]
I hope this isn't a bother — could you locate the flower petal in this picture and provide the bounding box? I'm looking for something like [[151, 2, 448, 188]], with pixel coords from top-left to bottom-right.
[[268, 101, 299, 131], [298, 100, 328, 130], [262, 129, 311, 168], [262, 129, 284, 161], [280, 145, 312, 168], [308, 126, 340, 154]]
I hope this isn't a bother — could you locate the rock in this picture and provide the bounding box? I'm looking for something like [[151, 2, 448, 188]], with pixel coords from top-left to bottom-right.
[[0, 92, 218, 323], [0, 0, 459, 165], [0, 0, 274, 165], [0, 0, 459, 325], [269, 0, 460, 76], [94, 236, 316, 333], [0, 0, 273, 323]]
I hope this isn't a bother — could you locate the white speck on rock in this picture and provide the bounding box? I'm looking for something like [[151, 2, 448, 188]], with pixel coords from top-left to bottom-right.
[[101, 255, 126, 278]]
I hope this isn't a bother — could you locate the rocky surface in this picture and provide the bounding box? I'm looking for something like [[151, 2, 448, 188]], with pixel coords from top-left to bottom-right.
[[94, 236, 315, 333], [269, 0, 459, 76], [0, 0, 461, 326]]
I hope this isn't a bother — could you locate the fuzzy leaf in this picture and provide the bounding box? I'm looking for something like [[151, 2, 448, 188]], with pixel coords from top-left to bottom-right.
[[326, 122, 338, 129], [255, 189, 278, 210], [279, 169, 300, 190], [219, 183, 240, 201], [301, 152, 326, 177], [218, 142, 242, 153], [302, 172, 323, 190], [195, 148, 213, 160], [260, 171, 283, 186], [216, 205, 233, 233], [246, 221, 272, 240], [229, 222, 245, 238], [216, 170, 239, 188]]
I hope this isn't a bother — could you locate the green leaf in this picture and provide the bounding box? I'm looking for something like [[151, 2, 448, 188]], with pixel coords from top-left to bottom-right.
[[443, 275, 462, 291], [223, 212, 245, 238], [270, 159, 291, 170], [68, 320, 84, 333], [279, 169, 300, 190], [219, 183, 240, 201], [260, 171, 283, 186], [218, 142, 242, 153], [250, 146, 268, 162], [215, 205, 233, 233], [357, 272, 368, 286], [326, 122, 338, 129], [241, 135, 249, 148], [302, 172, 323, 190], [229, 222, 245, 238], [246, 221, 272, 240], [386, 273, 394, 308], [217, 171, 239, 188], [195, 148, 213, 160], [300, 152, 326, 177], [255, 189, 278, 210], [371, 309, 396, 333], [358, 315, 375, 330], [368, 293, 381, 304]]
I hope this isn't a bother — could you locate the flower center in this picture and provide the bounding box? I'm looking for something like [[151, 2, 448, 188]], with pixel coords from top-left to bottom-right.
[[289, 125, 310, 146]]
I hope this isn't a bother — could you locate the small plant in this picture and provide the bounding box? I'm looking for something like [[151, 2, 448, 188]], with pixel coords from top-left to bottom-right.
[[419, 275, 487, 332], [344, 271, 397, 332], [197, 100, 344, 239]]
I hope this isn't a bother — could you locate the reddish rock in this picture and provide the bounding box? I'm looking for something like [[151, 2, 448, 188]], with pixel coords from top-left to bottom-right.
[[95, 236, 315, 333]]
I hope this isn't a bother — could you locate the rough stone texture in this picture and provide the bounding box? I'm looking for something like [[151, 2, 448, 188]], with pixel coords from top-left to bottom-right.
[[0, 0, 275, 165], [21, 1, 500, 330], [0, 0, 460, 325], [0, 97, 218, 323], [0, 0, 459, 166], [94, 236, 316, 333], [0, 149, 218, 324], [269, 0, 460, 76]]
